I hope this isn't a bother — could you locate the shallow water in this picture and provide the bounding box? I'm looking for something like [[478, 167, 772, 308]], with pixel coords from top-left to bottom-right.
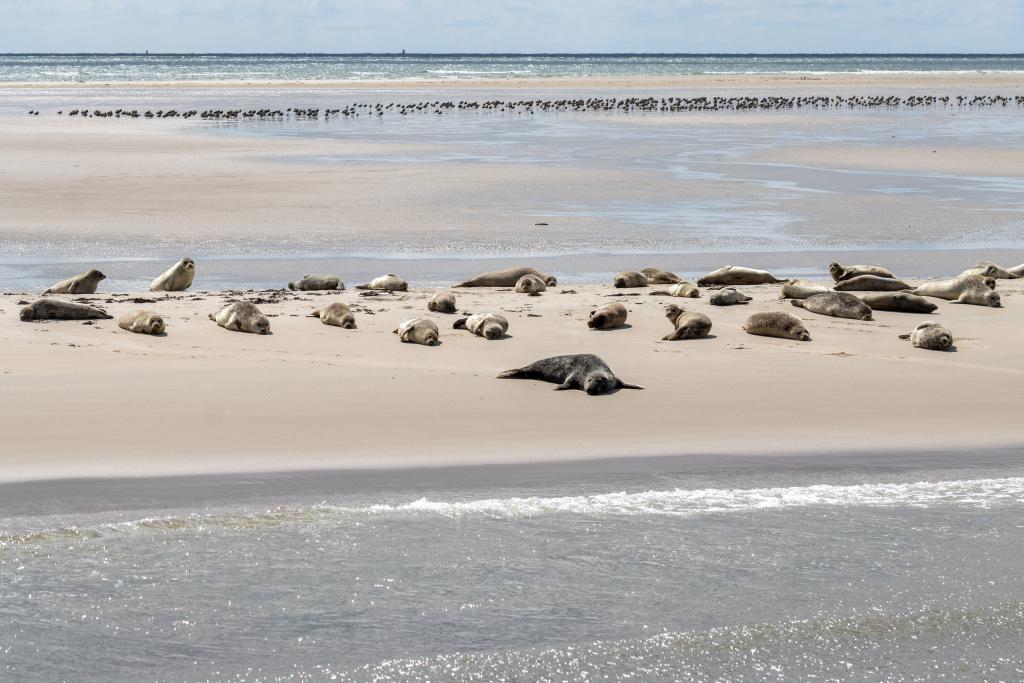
[[2, 452, 1024, 681]]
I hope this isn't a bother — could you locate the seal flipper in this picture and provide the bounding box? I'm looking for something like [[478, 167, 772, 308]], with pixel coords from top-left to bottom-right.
[[553, 374, 578, 391], [898, 333, 911, 340], [617, 380, 645, 390], [496, 368, 526, 379], [453, 317, 468, 329]]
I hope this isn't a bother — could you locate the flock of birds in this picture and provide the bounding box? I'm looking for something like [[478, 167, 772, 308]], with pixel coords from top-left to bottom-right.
[[25, 94, 1024, 121], [14, 258, 1021, 394]]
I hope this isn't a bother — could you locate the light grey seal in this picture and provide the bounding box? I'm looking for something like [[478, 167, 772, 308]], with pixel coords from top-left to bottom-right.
[[394, 317, 439, 345], [709, 288, 752, 306], [150, 258, 196, 292], [697, 266, 786, 286], [312, 302, 356, 328], [828, 262, 895, 282], [209, 301, 271, 334], [356, 273, 408, 292], [453, 312, 508, 339], [515, 274, 547, 294], [288, 275, 343, 291], [663, 305, 712, 340], [613, 271, 649, 288], [496, 354, 644, 395], [455, 267, 557, 288], [780, 279, 831, 299], [857, 292, 937, 314], [44, 268, 106, 295], [117, 309, 165, 335], [428, 291, 457, 313], [899, 321, 954, 351], [743, 311, 811, 341], [960, 261, 1019, 279], [833, 275, 912, 292], [1009, 263, 1024, 278], [19, 298, 112, 321], [640, 267, 683, 284], [791, 291, 873, 321], [911, 277, 1001, 307], [587, 302, 628, 329]]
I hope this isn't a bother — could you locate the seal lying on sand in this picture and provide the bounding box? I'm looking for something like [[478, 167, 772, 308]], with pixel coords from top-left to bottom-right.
[[647, 282, 700, 298], [858, 292, 937, 314], [791, 292, 872, 321], [210, 301, 271, 334], [911, 277, 1001, 307], [453, 312, 508, 339], [613, 271, 648, 288], [428, 291, 457, 313], [1009, 263, 1024, 278], [150, 258, 196, 292], [899, 321, 954, 351], [743, 311, 811, 341], [311, 302, 356, 328], [288, 275, 343, 291], [833, 275, 912, 292], [697, 266, 785, 286], [780, 279, 831, 299], [44, 268, 105, 295], [118, 310, 165, 335], [515, 274, 547, 294], [828, 262, 895, 282], [20, 298, 112, 321], [663, 305, 712, 340], [709, 288, 752, 306], [455, 267, 556, 288], [356, 274, 407, 292], [497, 354, 644, 394], [394, 317, 439, 345], [960, 261, 1019, 279], [587, 302, 628, 329], [641, 268, 683, 284]]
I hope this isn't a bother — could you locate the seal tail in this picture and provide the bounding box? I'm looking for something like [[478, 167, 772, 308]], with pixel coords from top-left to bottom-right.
[[495, 368, 526, 379], [453, 317, 468, 329], [354, 284, 372, 290], [898, 333, 911, 340], [790, 300, 806, 309], [648, 291, 670, 296], [309, 310, 321, 318], [208, 313, 216, 321]]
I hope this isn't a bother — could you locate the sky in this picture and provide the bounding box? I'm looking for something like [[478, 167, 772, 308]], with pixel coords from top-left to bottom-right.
[[0, 0, 1021, 53]]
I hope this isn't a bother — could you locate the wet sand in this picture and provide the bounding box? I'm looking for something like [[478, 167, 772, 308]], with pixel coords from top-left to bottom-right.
[[2, 277, 1022, 483]]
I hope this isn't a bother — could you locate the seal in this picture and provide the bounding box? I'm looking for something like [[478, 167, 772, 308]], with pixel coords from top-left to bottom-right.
[[209, 301, 271, 334], [779, 279, 831, 299], [515, 274, 547, 294], [663, 305, 712, 340], [833, 275, 912, 292], [356, 273, 408, 292], [587, 302, 628, 329], [649, 282, 699, 297], [790, 292, 872, 320], [288, 275, 343, 291], [613, 271, 648, 288], [709, 288, 752, 306], [1009, 263, 1024, 278], [697, 266, 785, 286], [743, 311, 811, 341], [899, 321, 954, 351], [641, 267, 683, 284], [453, 312, 508, 339], [44, 268, 106, 295], [911, 277, 1001, 307], [150, 258, 196, 292], [118, 309, 165, 335], [496, 354, 644, 394], [20, 298, 112, 321], [312, 302, 356, 328], [394, 317, 439, 345], [455, 267, 557, 288], [828, 262, 895, 282], [960, 261, 1019, 279], [428, 291, 457, 313], [857, 292, 937, 314]]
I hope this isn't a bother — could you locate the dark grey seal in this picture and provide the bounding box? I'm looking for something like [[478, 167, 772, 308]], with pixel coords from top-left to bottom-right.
[[496, 354, 644, 395], [20, 298, 112, 321], [858, 292, 938, 314]]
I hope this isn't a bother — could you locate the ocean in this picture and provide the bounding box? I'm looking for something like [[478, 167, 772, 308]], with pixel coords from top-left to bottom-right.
[[2, 53, 1024, 83], [3, 451, 1024, 681]]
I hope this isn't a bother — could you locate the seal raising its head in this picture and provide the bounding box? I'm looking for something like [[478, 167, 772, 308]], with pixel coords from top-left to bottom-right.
[[640, 267, 683, 284], [828, 262, 895, 283], [663, 305, 712, 340], [497, 354, 643, 395], [150, 258, 196, 292], [44, 268, 106, 295], [515, 274, 547, 294], [911, 277, 1001, 307]]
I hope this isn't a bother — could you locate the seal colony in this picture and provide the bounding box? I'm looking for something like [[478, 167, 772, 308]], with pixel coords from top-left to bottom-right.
[[14, 257, 1016, 395]]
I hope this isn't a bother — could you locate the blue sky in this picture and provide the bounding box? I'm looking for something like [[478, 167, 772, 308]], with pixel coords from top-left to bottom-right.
[[0, 0, 1020, 53]]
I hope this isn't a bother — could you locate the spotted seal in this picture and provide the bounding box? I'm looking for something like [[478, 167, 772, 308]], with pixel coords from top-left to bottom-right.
[[19, 298, 112, 321], [743, 311, 811, 341], [857, 292, 937, 314], [663, 305, 712, 340], [960, 261, 1019, 279], [515, 274, 547, 294], [496, 354, 644, 394], [150, 258, 196, 292], [117, 309, 165, 335], [44, 268, 106, 295], [210, 301, 271, 334], [288, 275, 343, 291], [587, 302, 628, 329], [791, 292, 873, 320]]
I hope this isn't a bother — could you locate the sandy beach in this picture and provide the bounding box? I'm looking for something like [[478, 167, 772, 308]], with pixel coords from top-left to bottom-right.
[[2, 275, 1022, 483]]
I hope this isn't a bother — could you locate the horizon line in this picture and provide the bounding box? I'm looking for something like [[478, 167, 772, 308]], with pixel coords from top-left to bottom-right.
[[3, 52, 1024, 57]]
